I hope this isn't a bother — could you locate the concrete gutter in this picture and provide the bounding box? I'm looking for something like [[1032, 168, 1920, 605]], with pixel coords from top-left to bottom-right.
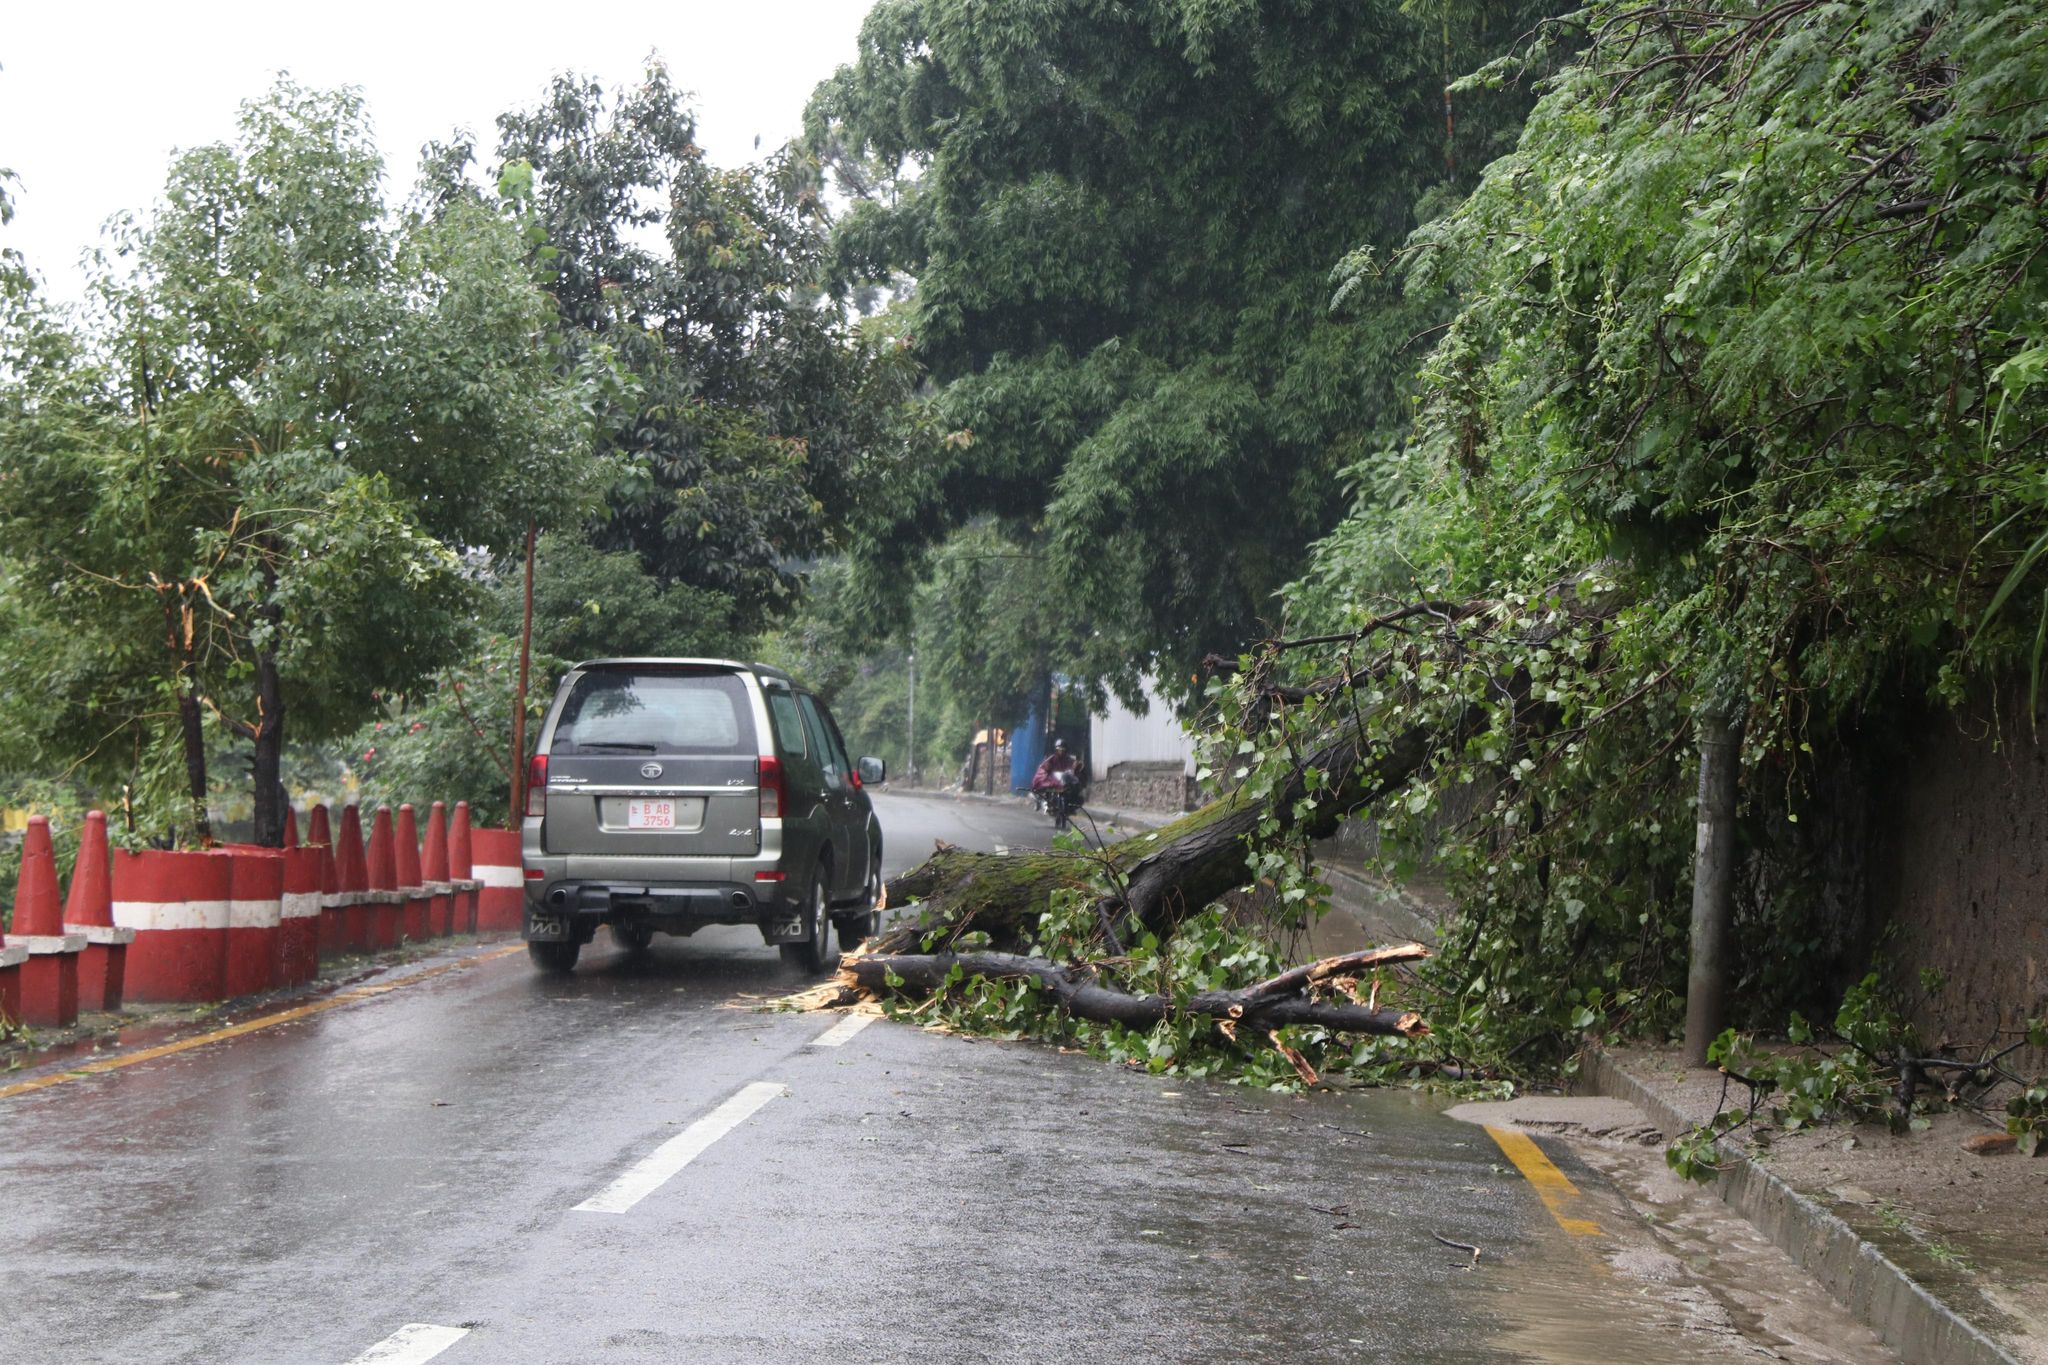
[[1580, 1046, 2023, 1365]]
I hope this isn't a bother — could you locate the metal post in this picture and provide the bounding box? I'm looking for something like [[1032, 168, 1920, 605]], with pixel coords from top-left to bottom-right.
[[1683, 711, 1742, 1068], [509, 521, 537, 830], [905, 652, 916, 786]]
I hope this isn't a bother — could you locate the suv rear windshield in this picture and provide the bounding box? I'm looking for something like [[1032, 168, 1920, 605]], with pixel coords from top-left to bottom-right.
[[551, 669, 759, 756]]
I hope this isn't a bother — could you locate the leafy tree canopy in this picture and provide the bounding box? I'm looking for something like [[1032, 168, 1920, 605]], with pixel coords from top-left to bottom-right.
[[807, 0, 1551, 695], [0, 79, 602, 841], [1261, 0, 2048, 1060], [424, 64, 930, 632]]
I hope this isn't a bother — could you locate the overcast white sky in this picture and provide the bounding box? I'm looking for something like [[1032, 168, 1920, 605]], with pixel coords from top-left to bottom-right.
[[1, 1, 876, 300]]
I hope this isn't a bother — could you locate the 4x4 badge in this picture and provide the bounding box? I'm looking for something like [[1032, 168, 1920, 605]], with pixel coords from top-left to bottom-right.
[[640, 762, 664, 780]]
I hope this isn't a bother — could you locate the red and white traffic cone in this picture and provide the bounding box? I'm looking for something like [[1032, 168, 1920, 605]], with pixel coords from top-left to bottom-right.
[[422, 802, 453, 937], [10, 817, 83, 1026], [334, 805, 371, 953], [395, 804, 430, 942], [62, 810, 133, 1012], [364, 808, 401, 951], [450, 802, 480, 934]]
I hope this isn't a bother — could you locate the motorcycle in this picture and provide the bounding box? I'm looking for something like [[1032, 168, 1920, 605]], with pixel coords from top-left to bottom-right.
[[1033, 768, 1086, 832]]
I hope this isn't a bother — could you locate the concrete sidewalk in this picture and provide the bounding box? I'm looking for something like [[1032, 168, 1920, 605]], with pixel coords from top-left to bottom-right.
[[1578, 1044, 2043, 1365]]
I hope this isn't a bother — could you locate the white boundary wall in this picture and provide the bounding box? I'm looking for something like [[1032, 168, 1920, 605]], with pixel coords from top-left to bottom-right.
[[1088, 676, 1195, 780]]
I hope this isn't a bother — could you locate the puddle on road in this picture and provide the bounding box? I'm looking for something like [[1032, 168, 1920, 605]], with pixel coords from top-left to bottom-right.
[[1450, 1096, 1898, 1364]]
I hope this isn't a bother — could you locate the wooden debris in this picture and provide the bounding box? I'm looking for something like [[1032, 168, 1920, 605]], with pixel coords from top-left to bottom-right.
[[831, 943, 1432, 1042]]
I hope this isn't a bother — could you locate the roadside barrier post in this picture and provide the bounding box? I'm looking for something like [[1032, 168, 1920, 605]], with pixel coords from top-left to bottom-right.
[[307, 804, 338, 960], [282, 806, 299, 848], [0, 940, 24, 1025], [395, 804, 430, 942], [450, 802, 480, 933], [279, 843, 322, 985], [221, 849, 282, 997], [421, 802, 453, 937], [62, 810, 133, 1012], [470, 825, 523, 932], [113, 849, 230, 1003], [365, 807, 401, 951], [10, 816, 85, 1026], [334, 805, 371, 953]]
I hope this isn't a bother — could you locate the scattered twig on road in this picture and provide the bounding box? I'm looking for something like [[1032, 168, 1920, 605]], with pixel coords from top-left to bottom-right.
[[1432, 1232, 1483, 1269]]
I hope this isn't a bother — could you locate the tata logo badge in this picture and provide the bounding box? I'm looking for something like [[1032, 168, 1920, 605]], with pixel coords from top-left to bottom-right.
[[640, 762, 664, 780]]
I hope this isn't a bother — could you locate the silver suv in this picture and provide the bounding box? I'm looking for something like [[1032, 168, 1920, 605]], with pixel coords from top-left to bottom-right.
[[520, 659, 885, 973]]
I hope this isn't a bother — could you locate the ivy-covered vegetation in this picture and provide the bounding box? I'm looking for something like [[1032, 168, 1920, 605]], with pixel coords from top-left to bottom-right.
[[1242, 0, 2048, 1067], [824, 0, 2048, 1097]]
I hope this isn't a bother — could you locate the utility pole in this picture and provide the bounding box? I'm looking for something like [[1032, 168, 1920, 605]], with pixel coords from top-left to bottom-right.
[[905, 652, 916, 786], [509, 521, 537, 830], [1683, 710, 1742, 1067]]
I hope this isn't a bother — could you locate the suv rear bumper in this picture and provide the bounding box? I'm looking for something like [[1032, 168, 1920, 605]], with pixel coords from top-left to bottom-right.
[[521, 871, 809, 945]]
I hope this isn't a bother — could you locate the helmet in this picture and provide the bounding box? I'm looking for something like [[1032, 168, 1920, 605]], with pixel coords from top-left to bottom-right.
[[1053, 738, 1067, 751]]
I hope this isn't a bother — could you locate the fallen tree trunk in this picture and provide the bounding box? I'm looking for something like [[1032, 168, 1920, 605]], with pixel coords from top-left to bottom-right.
[[878, 574, 1624, 955], [876, 703, 1489, 953], [835, 944, 1432, 1039]]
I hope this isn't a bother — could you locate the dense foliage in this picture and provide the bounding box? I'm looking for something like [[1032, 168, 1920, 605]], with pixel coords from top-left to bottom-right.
[[426, 65, 930, 635], [1237, 0, 2048, 1067], [0, 81, 600, 843], [808, 0, 1554, 698]]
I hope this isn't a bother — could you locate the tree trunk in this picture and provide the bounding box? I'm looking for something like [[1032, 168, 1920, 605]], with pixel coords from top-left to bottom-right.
[[176, 684, 214, 847], [834, 945, 1432, 1038], [879, 703, 1489, 954], [250, 643, 288, 848]]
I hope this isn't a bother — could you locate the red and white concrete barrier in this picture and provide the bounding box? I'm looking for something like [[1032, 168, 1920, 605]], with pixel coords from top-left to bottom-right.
[[364, 807, 401, 952], [113, 849, 231, 1004], [470, 826, 523, 933], [62, 810, 132, 1012], [279, 844, 322, 986], [450, 802, 481, 934], [221, 849, 281, 997], [9, 817, 84, 1026], [333, 804, 371, 954], [0, 940, 24, 1026], [395, 804, 430, 943], [422, 802, 454, 938]]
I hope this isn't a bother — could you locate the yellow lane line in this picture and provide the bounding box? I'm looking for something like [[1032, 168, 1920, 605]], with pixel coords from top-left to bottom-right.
[[1485, 1124, 1604, 1238], [0, 943, 526, 1101]]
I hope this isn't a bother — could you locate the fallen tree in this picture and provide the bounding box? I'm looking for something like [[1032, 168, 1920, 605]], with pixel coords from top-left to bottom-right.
[[875, 574, 1625, 958], [836, 943, 1431, 1035], [827, 944, 1433, 1082]]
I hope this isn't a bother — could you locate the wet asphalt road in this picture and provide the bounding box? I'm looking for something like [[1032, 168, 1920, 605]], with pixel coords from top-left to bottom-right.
[[1, 792, 1848, 1363]]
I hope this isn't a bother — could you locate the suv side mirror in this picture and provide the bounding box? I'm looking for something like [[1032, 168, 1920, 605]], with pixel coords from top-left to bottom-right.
[[858, 756, 887, 786]]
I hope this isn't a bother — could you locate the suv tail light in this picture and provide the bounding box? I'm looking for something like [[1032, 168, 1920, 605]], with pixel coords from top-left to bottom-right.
[[758, 755, 786, 820], [526, 754, 548, 818]]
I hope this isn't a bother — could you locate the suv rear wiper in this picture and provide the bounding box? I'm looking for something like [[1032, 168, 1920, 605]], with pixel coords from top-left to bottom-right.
[[573, 742, 659, 753]]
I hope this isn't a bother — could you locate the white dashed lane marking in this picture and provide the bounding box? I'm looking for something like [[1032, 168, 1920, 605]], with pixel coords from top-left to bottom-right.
[[573, 1081, 786, 1214], [347, 1323, 469, 1364], [811, 1013, 876, 1048]]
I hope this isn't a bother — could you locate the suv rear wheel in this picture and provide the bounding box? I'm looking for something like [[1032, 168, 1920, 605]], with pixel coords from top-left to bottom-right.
[[779, 866, 840, 974], [838, 861, 884, 953], [529, 940, 580, 973]]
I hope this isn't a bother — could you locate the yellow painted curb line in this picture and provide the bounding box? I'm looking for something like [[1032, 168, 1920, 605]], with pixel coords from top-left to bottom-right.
[[1485, 1124, 1604, 1238], [0, 943, 526, 1101]]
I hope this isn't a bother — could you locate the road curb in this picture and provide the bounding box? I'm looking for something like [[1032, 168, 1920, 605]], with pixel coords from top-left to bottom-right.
[[1578, 1045, 2023, 1365]]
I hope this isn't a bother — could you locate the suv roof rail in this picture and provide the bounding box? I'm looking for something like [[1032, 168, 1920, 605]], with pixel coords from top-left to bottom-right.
[[570, 656, 792, 683]]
